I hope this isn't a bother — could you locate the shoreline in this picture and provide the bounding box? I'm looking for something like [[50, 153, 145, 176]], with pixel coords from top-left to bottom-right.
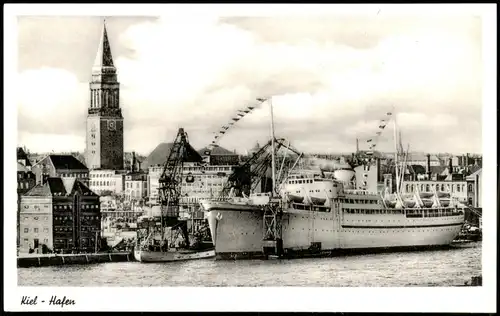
[[17, 252, 133, 268]]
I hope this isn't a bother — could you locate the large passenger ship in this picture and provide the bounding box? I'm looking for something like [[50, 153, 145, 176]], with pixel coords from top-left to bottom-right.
[[201, 170, 465, 260], [199, 98, 465, 260]]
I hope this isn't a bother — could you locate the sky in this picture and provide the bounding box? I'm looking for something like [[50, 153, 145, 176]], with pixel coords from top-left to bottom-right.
[[16, 13, 483, 156]]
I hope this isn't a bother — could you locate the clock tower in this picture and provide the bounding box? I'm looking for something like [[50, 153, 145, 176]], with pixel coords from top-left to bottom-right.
[[86, 20, 124, 170]]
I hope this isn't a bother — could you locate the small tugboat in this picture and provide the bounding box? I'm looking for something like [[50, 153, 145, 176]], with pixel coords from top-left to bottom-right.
[[134, 128, 215, 263]]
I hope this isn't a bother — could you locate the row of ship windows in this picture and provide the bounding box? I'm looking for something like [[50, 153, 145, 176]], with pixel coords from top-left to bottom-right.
[[343, 199, 378, 204], [344, 228, 457, 233]]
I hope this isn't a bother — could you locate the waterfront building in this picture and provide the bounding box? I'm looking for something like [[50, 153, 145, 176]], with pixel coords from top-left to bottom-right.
[[124, 171, 148, 202], [401, 180, 468, 203], [19, 178, 100, 254], [17, 162, 37, 248], [144, 142, 238, 206], [31, 154, 90, 186], [89, 169, 125, 195], [405, 153, 441, 168], [85, 21, 124, 171], [466, 168, 482, 208]]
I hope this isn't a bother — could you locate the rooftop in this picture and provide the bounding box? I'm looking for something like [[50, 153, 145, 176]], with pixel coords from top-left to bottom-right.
[[36, 154, 89, 171], [24, 177, 97, 197], [143, 142, 203, 169]]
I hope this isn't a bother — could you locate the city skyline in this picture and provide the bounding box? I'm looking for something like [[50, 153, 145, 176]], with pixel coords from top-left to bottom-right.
[[17, 14, 482, 156]]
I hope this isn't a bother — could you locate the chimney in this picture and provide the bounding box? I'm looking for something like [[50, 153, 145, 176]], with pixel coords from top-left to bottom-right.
[[426, 154, 431, 179], [356, 138, 359, 153], [449, 157, 453, 174]]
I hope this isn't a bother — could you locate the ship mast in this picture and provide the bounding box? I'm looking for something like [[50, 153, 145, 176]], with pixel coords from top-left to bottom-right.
[[269, 97, 277, 197], [393, 117, 400, 196]]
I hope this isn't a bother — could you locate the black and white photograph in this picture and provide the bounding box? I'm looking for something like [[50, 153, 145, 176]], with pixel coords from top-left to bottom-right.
[[4, 3, 496, 313]]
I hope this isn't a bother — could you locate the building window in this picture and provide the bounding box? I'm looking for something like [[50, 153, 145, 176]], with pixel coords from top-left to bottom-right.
[[24, 228, 29, 233], [44, 238, 48, 243], [24, 238, 29, 244], [43, 228, 49, 233], [34, 228, 39, 233]]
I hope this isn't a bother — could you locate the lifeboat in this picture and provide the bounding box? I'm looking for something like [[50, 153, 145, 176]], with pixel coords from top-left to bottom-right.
[[310, 196, 326, 205], [288, 194, 304, 203], [419, 192, 434, 198], [403, 200, 416, 208], [421, 199, 434, 207], [384, 200, 397, 208], [437, 192, 451, 198]]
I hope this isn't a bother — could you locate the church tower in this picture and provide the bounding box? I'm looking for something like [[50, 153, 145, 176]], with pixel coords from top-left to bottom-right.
[[86, 21, 124, 170]]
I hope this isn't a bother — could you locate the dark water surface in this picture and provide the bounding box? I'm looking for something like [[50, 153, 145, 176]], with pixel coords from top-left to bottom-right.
[[18, 242, 481, 287]]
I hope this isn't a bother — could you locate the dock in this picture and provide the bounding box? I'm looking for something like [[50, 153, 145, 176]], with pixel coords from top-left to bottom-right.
[[17, 252, 133, 268]]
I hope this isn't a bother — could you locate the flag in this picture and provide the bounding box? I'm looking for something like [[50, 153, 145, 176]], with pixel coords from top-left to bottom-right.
[[237, 113, 245, 117], [379, 125, 386, 129], [256, 98, 266, 102], [223, 126, 229, 130], [387, 112, 392, 115], [376, 131, 381, 135], [247, 106, 255, 110], [232, 117, 240, 121], [220, 131, 226, 134], [367, 139, 372, 142]]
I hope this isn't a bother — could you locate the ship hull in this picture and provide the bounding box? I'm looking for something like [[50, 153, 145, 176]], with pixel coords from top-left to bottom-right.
[[205, 205, 464, 260], [134, 248, 215, 263]]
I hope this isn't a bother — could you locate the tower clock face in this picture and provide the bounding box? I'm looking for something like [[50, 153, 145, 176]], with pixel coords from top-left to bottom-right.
[[108, 120, 116, 131]]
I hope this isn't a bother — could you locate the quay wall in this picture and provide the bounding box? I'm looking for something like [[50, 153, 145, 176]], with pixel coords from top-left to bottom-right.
[[17, 252, 133, 268]]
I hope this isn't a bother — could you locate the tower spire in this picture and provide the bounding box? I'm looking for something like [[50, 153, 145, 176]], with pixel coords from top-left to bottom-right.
[[93, 19, 115, 73]]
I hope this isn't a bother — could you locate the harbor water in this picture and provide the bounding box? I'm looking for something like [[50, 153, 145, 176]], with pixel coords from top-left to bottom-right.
[[18, 242, 481, 287]]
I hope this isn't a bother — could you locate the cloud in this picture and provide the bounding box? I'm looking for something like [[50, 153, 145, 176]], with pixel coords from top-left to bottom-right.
[[17, 15, 483, 155], [17, 68, 88, 136]]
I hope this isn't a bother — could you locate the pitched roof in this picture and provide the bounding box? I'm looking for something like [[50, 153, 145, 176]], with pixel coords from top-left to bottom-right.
[[466, 167, 482, 180], [198, 145, 236, 156], [24, 178, 97, 197], [24, 183, 52, 196], [143, 142, 203, 169], [48, 155, 88, 171], [430, 166, 447, 175]]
